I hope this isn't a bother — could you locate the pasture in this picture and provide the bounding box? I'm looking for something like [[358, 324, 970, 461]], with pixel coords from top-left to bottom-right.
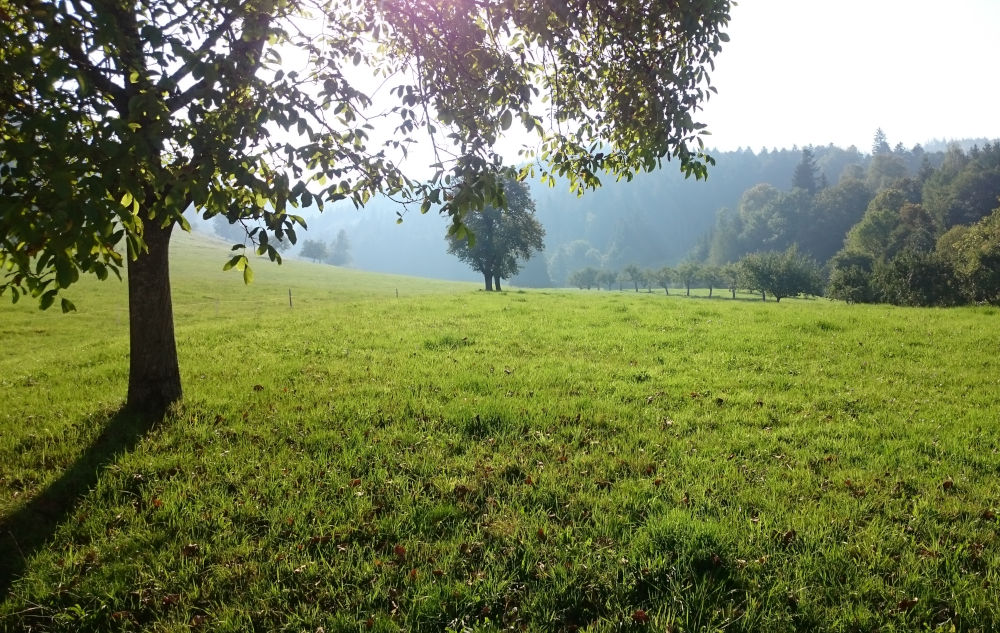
[[1, 232, 998, 632]]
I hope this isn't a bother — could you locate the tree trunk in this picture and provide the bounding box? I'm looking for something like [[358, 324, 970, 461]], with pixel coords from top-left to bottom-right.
[[709, 286, 713, 298], [685, 284, 690, 296], [731, 288, 736, 299], [484, 271, 493, 291], [126, 221, 181, 414], [633, 282, 638, 292], [761, 291, 766, 301], [494, 275, 501, 291]]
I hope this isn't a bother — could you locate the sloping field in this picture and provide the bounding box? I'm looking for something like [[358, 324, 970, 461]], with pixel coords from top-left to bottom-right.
[[2, 232, 998, 632]]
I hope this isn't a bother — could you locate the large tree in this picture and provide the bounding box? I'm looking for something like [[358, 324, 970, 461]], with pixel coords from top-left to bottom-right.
[[1, 0, 731, 413], [446, 179, 544, 291]]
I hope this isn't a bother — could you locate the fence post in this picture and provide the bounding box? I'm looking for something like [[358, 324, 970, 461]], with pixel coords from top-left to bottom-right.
[[288, 288, 293, 309]]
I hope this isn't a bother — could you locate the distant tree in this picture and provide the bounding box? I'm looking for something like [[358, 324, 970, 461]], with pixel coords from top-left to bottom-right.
[[707, 207, 743, 265], [866, 153, 909, 191], [720, 262, 741, 298], [675, 261, 701, 296], [740, 247, 822, 302], [800, 178, 873, 263], [643, 269, 657, 292], [827, 251, 877, 303], [301, 240, 329, 263], [623, 264, 644, 292], [792, 146, 820, 195], [843, 189, 910, 259], [596, 270, 617, 291], [569, 267, 600, 290], [701, 265, 723, 297], [872, 128, 891, 156], [653, 266, 675, 294], [872, 250, 962, 307], [937, 207, 1000, 303], [326, 230, 352, 266], [446, 180, 545, 291]]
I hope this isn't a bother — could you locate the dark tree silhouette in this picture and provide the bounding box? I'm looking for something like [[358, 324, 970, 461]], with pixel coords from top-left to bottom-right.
[[446, 180, 545, 291]]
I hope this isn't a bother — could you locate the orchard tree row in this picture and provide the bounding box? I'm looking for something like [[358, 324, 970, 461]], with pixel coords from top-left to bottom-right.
[[568, 247, 823, 302]]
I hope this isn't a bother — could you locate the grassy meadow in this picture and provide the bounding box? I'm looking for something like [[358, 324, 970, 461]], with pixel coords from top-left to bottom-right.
[[1, 231, 999, 632]]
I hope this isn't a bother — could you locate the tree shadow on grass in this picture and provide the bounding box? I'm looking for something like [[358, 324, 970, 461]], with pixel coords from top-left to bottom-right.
[[0, 403, 166, 599]]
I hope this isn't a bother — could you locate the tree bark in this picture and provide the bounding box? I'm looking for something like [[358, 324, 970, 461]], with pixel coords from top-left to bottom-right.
[[484, 271, 493, 291], [126, 221, 181, 414], [494, 275, 501, 291]]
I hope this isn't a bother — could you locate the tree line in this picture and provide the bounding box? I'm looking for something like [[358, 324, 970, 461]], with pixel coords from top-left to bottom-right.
[[688, 133, 1000, 306], [567, 247, 822, 302]]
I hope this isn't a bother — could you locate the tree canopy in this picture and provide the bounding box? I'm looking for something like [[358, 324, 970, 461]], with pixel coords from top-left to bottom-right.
[[0, 0, 732, 411]]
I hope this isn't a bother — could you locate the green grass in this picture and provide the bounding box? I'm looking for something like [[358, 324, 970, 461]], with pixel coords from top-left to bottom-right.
[[2, 231, 999, 632]]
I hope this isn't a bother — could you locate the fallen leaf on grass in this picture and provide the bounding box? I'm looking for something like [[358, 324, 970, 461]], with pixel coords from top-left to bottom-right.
[[632, 609, 650, 624], [162, 594, 181, 607], [897, 597, 919, 611]]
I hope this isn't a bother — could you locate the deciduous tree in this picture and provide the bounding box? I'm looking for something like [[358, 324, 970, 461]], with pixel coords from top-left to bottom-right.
[[675, 261, 701, 296], [739, 247, 822, 302], [622, 264, 644, 292], [301, 240, 329, 263], [446, 179, 544, 291]]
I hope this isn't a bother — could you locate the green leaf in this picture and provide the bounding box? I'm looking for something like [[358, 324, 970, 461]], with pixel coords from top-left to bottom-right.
[[129, 70, 140, 83], [120, 191, 133, 207], [39, 289, 57, 311], [500, 110, 512, 131], [222, 255, 242, 271], [243, 264, 254, 284], [60, 297, 77, 313]]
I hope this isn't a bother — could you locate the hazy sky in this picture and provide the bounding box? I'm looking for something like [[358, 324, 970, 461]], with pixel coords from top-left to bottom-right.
[[698, 0, 1000, 152]]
